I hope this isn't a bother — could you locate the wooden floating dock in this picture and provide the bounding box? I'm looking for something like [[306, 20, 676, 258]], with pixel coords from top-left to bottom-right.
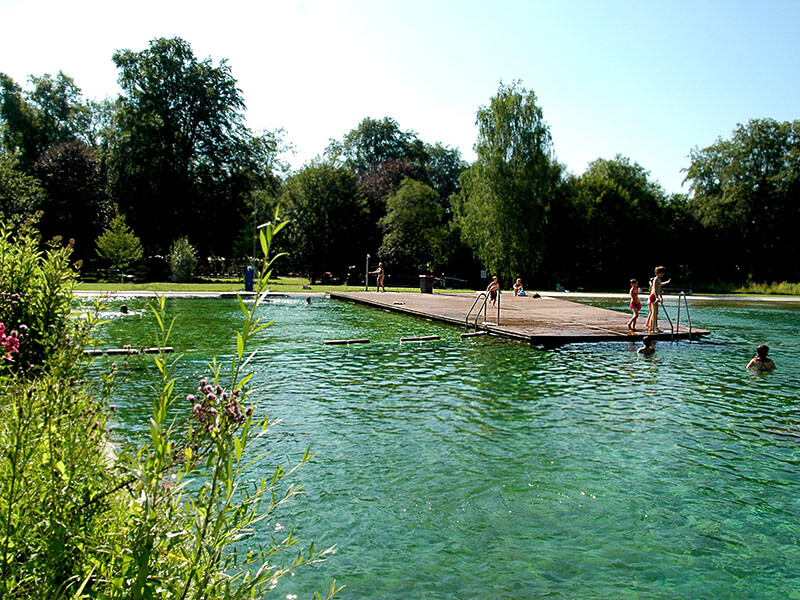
[[329, 292, 709, 346]]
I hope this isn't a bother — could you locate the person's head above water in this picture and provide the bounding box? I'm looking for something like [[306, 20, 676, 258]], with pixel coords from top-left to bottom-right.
[[756, 344, 770, 359]]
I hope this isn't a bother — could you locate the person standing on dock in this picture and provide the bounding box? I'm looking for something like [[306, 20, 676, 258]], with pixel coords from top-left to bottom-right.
[[486, 276, 500, 307], [645, 266, 671, 333], [370, 262, 386, 292], [627, 279, 641, 331]]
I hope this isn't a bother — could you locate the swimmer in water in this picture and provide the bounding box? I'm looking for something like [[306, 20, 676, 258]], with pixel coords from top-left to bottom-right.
[[637, 335, 655, 356], [747, 343, 776, 372]]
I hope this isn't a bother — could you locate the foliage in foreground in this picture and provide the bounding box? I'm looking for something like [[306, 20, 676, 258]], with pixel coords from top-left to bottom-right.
[[0, 221, 338, 598]]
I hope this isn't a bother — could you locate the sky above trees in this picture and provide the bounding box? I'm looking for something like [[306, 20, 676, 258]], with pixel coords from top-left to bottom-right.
[[1, 0, 797, 194]]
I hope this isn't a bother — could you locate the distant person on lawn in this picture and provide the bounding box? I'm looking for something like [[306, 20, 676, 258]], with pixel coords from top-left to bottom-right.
[[370, 262, 386, 292]]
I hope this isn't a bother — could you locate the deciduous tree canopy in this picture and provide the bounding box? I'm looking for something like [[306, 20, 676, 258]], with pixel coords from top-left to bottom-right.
[[685, 118, 800, 281]]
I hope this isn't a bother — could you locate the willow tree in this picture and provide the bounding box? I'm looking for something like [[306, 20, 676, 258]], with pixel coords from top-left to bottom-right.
[[455, 81, 561, 282]]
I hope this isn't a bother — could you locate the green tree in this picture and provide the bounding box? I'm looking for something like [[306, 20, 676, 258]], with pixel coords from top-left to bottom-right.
[[168, 236, 199, 282], [379, 178, 447, 272], [95, 211, 143, 272], [685, 118, 800, 282], [0, 154, 45, 225], [0, 71, 91, 170], [109, 37, 268, 255], [571, 155, 669, 287], [326, 116, 420, 174], [455, 81, 562, 282], [281, 163, 367, 282], [33, 140, 113, 260], [423, 142, 467, 204]]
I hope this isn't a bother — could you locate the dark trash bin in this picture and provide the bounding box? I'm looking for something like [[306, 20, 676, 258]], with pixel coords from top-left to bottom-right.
[[244, 265, 255, 292], [419, 275, 434, 293]]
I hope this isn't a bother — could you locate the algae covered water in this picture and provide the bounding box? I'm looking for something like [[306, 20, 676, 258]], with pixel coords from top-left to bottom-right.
[[96, 296, 800, 599]]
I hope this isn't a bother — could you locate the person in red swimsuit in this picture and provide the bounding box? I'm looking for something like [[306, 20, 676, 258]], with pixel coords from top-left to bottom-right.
[[627, 278, 641, 331]]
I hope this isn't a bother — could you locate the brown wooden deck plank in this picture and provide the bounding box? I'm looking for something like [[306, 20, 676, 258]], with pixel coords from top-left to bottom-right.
[[328, 291, 709, 345]]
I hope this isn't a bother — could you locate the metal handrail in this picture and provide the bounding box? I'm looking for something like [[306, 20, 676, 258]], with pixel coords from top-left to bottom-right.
[[465, 292, 488, 331], [676, 291, 693, 339], [657, 298, 675, 341]]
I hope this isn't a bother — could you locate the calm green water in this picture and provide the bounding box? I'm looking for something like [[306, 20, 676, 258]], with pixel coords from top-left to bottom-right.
[[94, 296, 800, 599]]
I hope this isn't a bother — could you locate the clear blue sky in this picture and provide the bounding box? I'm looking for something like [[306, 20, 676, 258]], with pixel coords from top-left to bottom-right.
[[1, 0, 798, 193]]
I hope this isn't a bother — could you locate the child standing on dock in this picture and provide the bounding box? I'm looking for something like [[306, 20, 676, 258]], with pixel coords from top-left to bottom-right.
[[486, 276, 500, 307], [645, 266, 671, 333], [627, 279, 641, 331]]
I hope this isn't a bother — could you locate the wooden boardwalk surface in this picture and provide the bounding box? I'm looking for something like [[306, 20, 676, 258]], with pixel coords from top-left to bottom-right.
[[329, 291, 709, 346]]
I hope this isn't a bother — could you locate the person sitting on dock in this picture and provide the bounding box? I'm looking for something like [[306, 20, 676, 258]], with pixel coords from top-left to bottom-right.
[[514, 278, 526, 296], [486, 276, 500, 307], [747, 344, 776, 372], [637, 336, 656, 356]]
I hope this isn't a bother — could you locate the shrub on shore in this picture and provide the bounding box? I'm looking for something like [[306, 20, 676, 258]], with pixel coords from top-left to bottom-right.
[[0, 218, 337, 599]]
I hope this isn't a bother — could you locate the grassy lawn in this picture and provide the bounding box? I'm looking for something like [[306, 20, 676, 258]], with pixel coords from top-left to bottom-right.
[[76, 276, 472, 294], [76, 277, 800, 296]]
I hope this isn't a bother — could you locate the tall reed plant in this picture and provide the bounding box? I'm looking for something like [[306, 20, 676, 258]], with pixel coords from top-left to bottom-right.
[[0, 213, 338, 599]]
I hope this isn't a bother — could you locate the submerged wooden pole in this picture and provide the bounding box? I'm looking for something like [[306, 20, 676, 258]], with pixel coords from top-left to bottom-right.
[[399, 335, 440, 342], [324, 338, 370, 345], [460, 331, 488, 339], [84, 346, 174, 356]]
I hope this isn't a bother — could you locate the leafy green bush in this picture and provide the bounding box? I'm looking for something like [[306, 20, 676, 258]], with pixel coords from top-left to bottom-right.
[[168, 237, 198, 283], [95, 211, 143, 272], [0, 213, 338, 599], [0, 225, 78, 372]]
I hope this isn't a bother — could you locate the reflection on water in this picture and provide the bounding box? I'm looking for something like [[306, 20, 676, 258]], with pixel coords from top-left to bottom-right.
[[91, 296, 800, 599]]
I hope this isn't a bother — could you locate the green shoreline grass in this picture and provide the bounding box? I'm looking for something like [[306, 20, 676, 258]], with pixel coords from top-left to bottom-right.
[[76, 277, 800, 296]]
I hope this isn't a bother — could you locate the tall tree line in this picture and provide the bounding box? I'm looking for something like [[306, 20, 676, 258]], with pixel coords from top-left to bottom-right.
[[2, 41, 798, 288]]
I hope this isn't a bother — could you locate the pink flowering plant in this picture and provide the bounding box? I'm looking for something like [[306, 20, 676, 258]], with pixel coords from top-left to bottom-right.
[[0, 323, 20, 361], [0, 224, 78, 373]]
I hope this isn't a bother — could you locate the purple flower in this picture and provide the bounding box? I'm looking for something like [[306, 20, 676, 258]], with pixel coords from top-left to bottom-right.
[[187, 394, 196, 403]]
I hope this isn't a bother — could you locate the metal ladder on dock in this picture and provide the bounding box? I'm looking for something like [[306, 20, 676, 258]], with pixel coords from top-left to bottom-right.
[[657, 291, 693, 341], [464, 291, 500, 331]]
